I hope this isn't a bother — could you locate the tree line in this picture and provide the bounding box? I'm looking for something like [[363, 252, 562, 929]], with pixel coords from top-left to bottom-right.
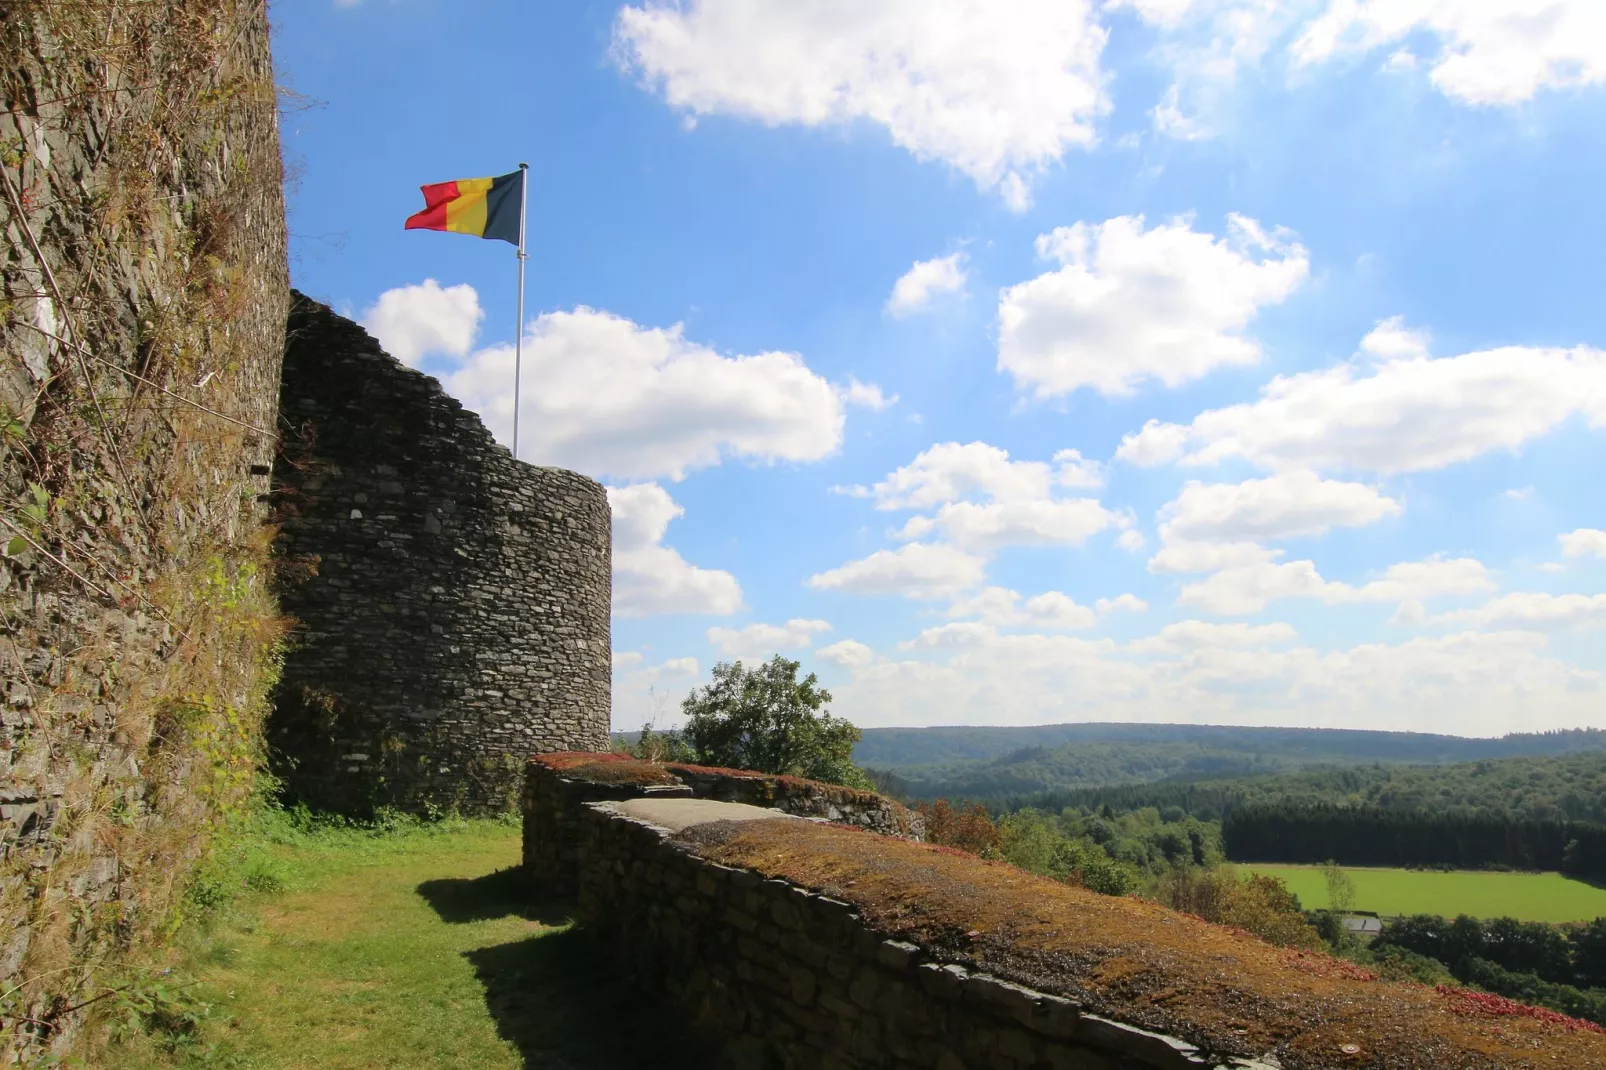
[[1222, 803, 1606, 880]]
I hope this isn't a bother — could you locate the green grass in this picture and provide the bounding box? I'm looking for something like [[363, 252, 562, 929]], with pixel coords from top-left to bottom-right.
[[102, 813, 709, 1069], [1242, 864, 1606, 923]]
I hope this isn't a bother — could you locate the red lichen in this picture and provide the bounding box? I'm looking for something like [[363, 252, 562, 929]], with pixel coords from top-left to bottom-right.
[[1435, 986, 1606, 1035]]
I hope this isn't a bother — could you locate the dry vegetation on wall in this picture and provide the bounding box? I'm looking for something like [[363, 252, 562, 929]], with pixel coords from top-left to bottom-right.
[[689, 818, 1606, 1069], [0, 0, 287, 1057]]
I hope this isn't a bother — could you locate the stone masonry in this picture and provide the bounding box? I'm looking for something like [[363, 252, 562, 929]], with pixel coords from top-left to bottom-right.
[[573, 799, 1280, 1070], [269, 294, 611, 814]]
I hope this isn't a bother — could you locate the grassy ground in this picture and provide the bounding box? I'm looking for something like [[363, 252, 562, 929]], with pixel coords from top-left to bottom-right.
[[100, 814, 708, 1069], [1243, 864, 1606, 922]]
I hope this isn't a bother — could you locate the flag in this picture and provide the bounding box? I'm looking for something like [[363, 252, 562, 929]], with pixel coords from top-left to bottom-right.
[[404, 170, 523, 245]]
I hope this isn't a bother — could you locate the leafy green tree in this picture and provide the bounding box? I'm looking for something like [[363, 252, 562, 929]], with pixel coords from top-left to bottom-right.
[[681, 656, 872, 789], [1321, 859, 1357, 913]]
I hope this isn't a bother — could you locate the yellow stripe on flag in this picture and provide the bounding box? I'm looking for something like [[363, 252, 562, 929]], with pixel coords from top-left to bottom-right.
[[444, 177, 493, 236]]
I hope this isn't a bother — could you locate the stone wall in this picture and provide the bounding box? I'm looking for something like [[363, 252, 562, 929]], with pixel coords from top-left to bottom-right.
[[270, 297, 611, 814], [523, 753, 922, 897], [0, 0, 288, 1056], [574, 801, 1274, 1070]]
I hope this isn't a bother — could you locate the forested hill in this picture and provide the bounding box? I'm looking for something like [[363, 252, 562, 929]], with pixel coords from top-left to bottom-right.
[[852, 725, 1606, 804], [1030, 750, 1606, 826]]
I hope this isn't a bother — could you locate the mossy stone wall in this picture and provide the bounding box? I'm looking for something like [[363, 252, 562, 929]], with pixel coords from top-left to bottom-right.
[[0, 0, 289, 1056]]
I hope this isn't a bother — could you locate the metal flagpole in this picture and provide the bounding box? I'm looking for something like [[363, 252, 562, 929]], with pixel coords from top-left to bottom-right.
[[513, 161, 529, 460]]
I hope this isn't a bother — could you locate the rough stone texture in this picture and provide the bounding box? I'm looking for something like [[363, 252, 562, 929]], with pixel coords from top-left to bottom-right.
[[572, 802, 1280, 1070], [0, 0, 288, 1056], [522, 754, 921, 897], [269, 295, 611, 814]]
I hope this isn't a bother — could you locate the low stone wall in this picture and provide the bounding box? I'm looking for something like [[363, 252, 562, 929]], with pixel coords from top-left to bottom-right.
[[575, 801, 1271, 1070], [522, 753, 921, 897]]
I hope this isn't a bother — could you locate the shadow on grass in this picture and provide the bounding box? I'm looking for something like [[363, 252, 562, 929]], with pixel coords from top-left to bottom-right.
[[465, 928, 716, 1070], [416, 867, 573, 927]]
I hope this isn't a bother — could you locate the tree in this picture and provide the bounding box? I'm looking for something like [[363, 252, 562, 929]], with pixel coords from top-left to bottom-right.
[[681, 656, 872, 789], [1322, 859, 1357, 913]]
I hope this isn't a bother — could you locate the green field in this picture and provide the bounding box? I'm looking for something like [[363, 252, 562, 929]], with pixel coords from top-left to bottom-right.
[[1243, 864, 1606, 923]]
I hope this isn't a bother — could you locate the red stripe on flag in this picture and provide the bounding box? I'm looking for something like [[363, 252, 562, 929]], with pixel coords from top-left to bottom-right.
[[404, 180, 460, 231]]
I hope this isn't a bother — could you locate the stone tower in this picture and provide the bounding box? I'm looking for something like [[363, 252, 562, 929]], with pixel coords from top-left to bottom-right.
[[269, 293, 610, 813]]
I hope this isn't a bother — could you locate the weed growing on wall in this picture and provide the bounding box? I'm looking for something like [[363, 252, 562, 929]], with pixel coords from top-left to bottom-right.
[[0, 0, 288, 1057]]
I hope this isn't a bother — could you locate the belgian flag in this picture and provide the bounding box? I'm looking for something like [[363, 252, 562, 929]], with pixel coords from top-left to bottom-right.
[[404, 169, 523, 245]]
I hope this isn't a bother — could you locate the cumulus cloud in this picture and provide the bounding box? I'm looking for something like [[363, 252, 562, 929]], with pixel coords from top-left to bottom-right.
[[846, 441, 1104, 509], [706, 618, 833, 662], [886, 254, 968, 317], [1117, 326, 1606, 474], [817, 639, 875, 668], [359, 283, 882, 481], [947, 587, 1097, 630], [612, 0, 1109, 206], [608, 483, 743, 616], [838, 377, 898, 411], [360, 279, 482, 367], [807, 542, 987, 600], [1430, 591, 1606, 631], [1293, 0, 1606, 106], [839, 441, 1123, 552], [998, 214, 1309, 398], [1127, 620, 1299, 653], [823, 627, 1603, 735], [437, 305, 857, 479], [1099, 594, 1149, 616], [1149, 540, 1281, 576], [1160, 471, 1402, 543], [1178, 555, 1493, 615], [1561, 529, 1606, 559]]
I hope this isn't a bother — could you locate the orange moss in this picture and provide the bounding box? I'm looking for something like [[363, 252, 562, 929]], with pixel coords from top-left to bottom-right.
[[685, 817, 1606, 1070]]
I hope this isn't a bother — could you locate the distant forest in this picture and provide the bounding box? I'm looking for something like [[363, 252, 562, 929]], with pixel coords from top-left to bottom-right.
[[856, 725, 1606, 807], [1020, 751, 1606, 825]]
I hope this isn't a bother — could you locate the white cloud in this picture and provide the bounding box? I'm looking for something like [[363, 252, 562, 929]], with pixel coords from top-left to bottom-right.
[[825, 627, 1603, 735], [1148, 540, 1282, 575], [817, 639, 875, 668], [1117, 329, 1606, 474], [1561, 529, 1606, 559], [438, 305, 849, 479], [1053, 448, 1106, 489], [1360, 315, 1432, 362], [1503, 486, 1536, 502], [998, 214, 1309, 398], [896, 497, 1124, 552], [807, 542, 987, 601], [1158, 471, 1402, 544], [947, 586, 1098, 630], [1097, 593, 1149, 615], [1431, 591, 1606, 631], [886, 253, 968, 317], [847, 441, 1083, 509], [611, 650, 645, 670], [1178, 554, 1493, 615], [1293, 0, 1606, 106], [360, 279, 482, 367], [613, 0, 1109, 207], [706, 618, 833, 662], [838, 377, 898, 411], [1127, 619, 1299, 653], [1116, 529, 1148, 553], [608, 483, 744, 617], [839, 441, 1123, 552]]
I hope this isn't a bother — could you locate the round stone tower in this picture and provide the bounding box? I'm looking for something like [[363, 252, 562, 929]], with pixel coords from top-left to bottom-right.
[[268, 292, 610, 814]]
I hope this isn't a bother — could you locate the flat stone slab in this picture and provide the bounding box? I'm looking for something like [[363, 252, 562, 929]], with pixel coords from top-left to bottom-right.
[[610, 798, 801, 833]]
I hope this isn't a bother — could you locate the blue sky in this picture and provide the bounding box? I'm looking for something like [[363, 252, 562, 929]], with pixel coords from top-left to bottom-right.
[[275, 0, 1606, 735]]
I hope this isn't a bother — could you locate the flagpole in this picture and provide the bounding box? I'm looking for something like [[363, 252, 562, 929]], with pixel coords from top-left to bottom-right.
[[513, 161, 529, 461]]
